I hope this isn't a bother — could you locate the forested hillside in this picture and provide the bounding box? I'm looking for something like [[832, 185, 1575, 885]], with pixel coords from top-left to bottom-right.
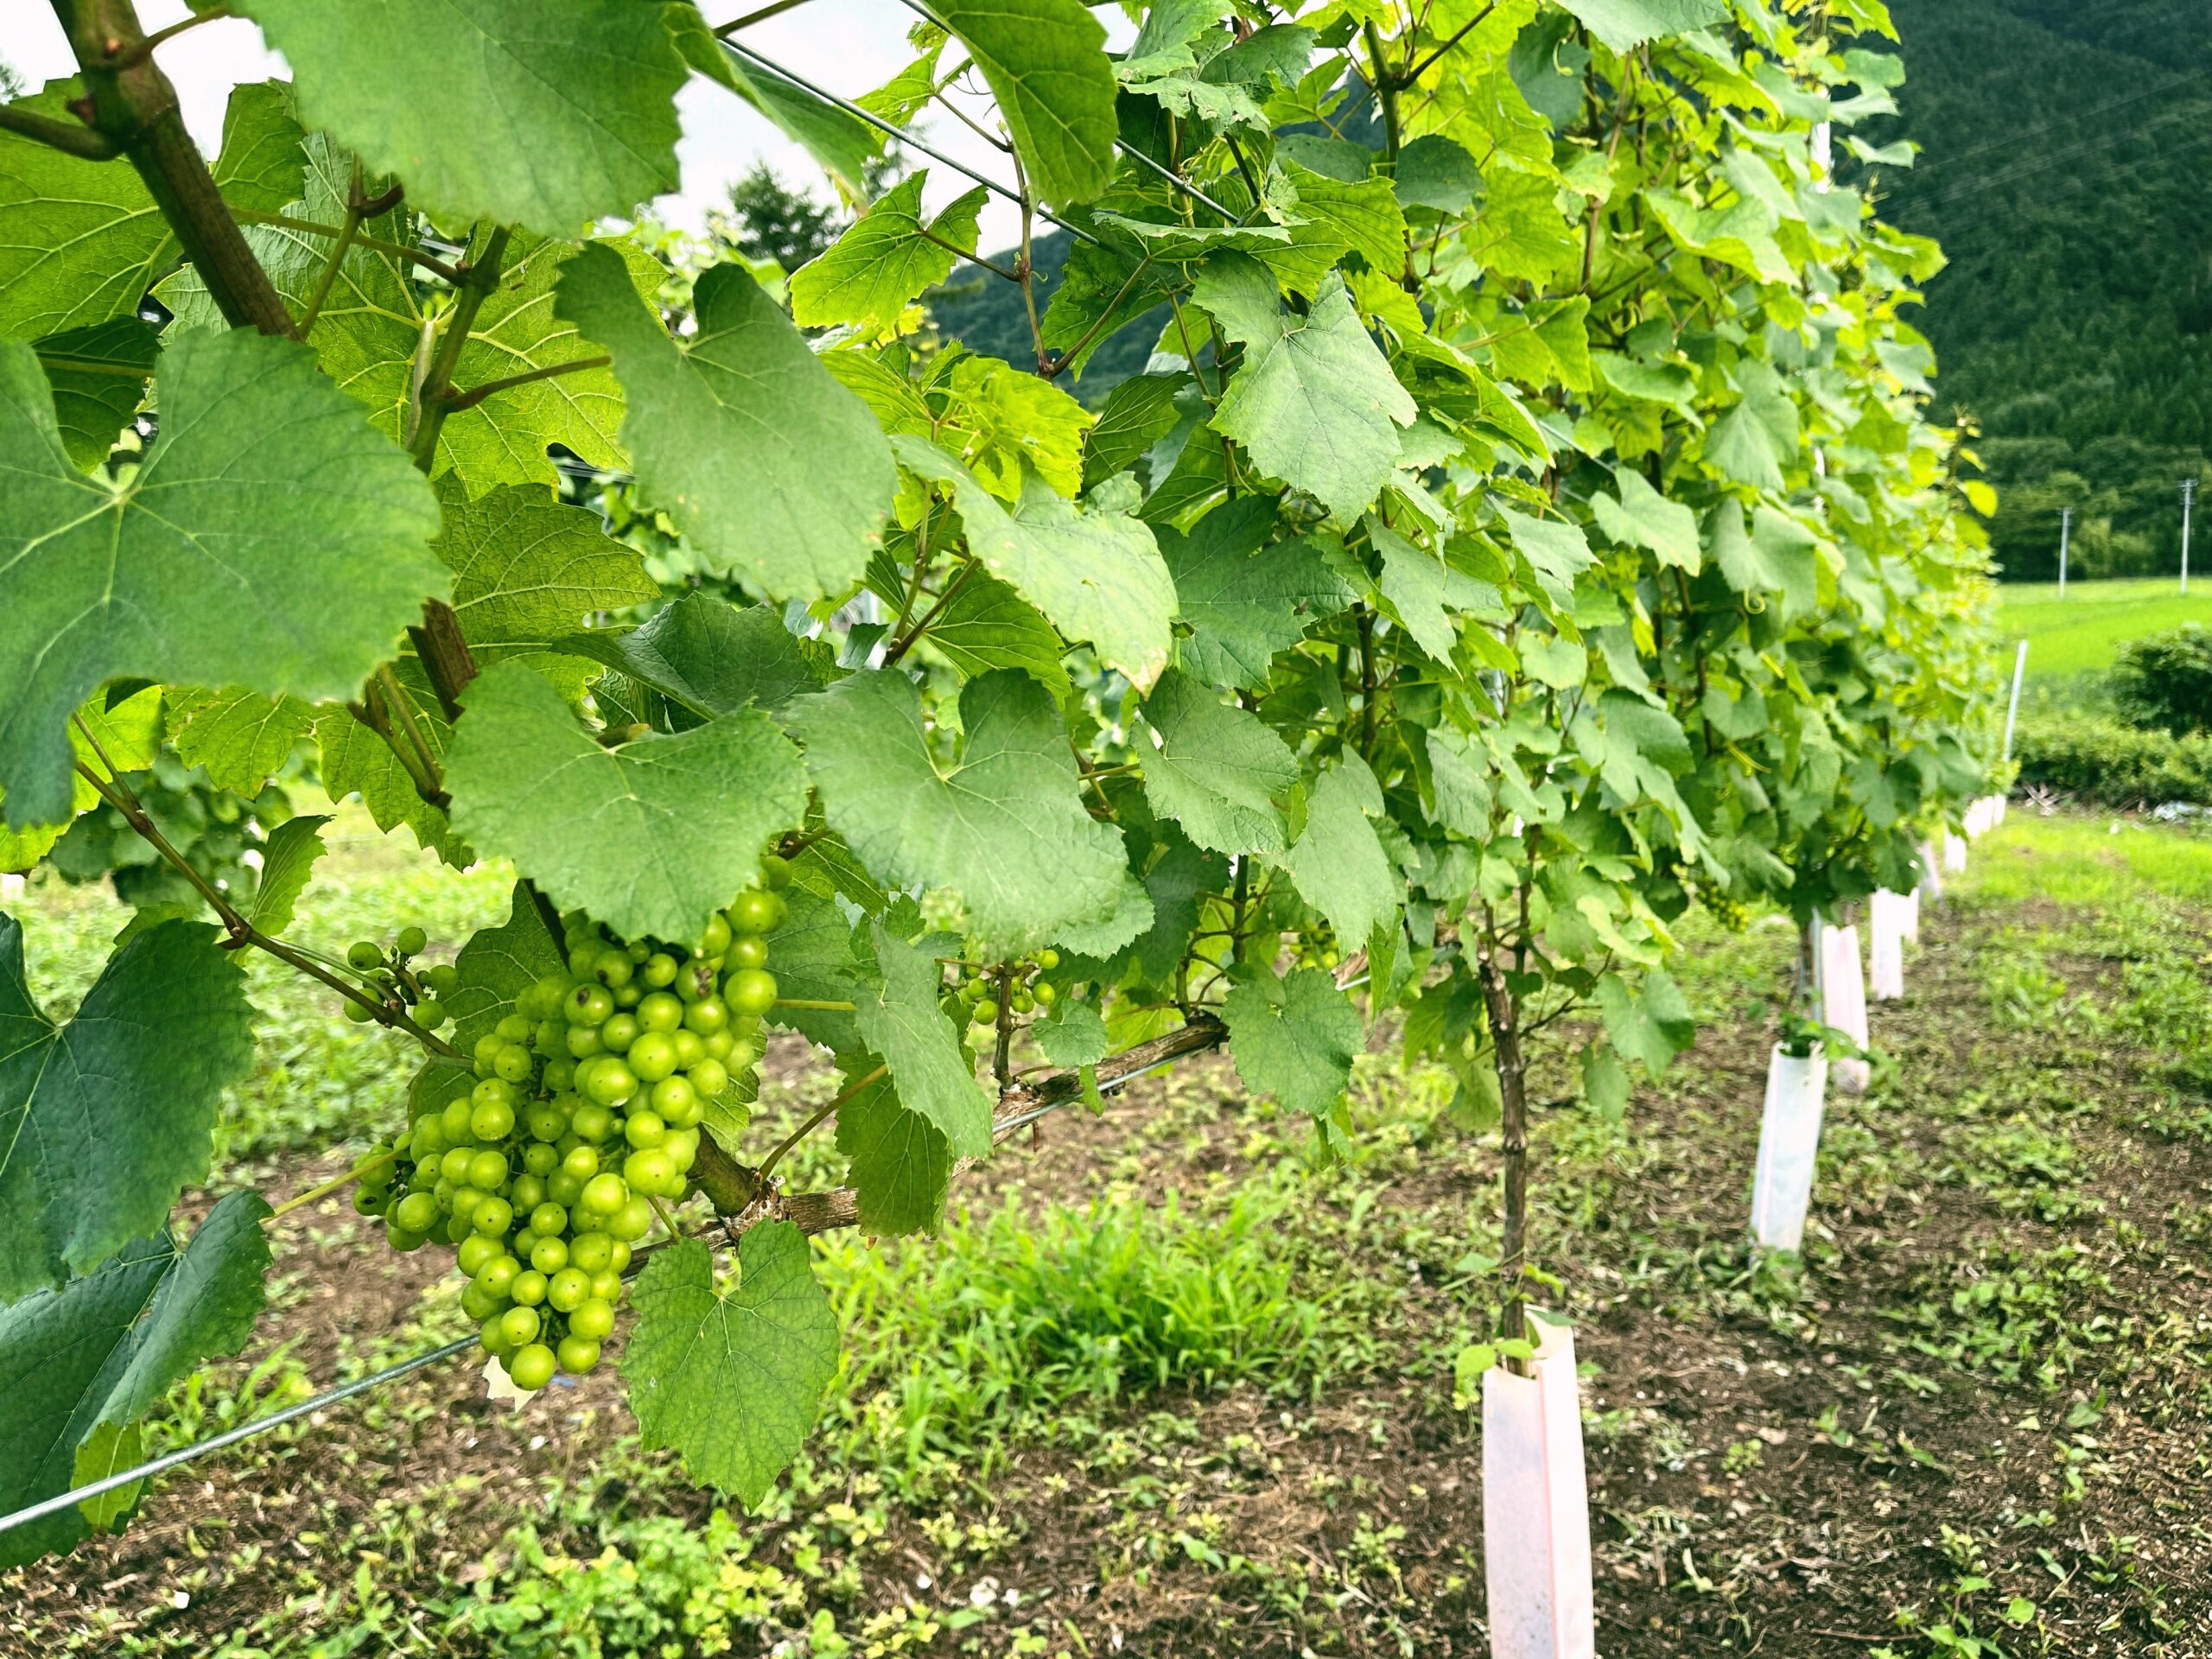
[[1882, 0, 2212, 579]]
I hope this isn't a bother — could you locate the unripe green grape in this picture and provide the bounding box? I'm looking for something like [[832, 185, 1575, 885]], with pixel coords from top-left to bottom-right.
[[972, 1000, 999, 1026], [499, 1306, 542, 1348], [353, 1186, 386, 1217], [585, 1061, 637, 1106], [396, 925, 428, 957], [473, 1033, 505, 1070], [638, 991, 683, 1034], [466, 1149, 506, 1191], [624, 1111, 668, 1150], [531, 1236, 570, 1274], [565, 983, 613, 1027], [566, 943, 603, 979], [674, 1029, 709, 1067], [554, 1130, 582, 1158], [472, 1196, 515, 1238], [438, 1147, 474, 1185], [1033, 982, 1058, 1006], [461, 1281, 502, 1323], [569, 1298, 615, 1341], [426, 963, 461, 997], [1013, 991, 1034, 1014], [451, 1189, 487, 1231], [529, 1201, 568, 1237], [684, 995, 732, 1035], [622, 1150, 676, 1197], [470, 1100, 516, 1142], [522, 1141, 559, 1177], [560, 1144, 601, 1183], [610, 1196, 653, 1241], [676, 961, 712, 1003], [700, 913, 733, 956], [723, 969, 775, 1018], [533, 1018, 567, 1054], [343, 998, 377, 1025], [347, 940, 382, 970], [526, 1105, 568, 1144], [665, 1127, 699, 1173], [511, 1270, 548, 1307], [479, 1316, 513, 1359], [556, 1336, 601, 1375], [607, 1238, 632, 1274], [566, 1024, 605, 1059], [627, 1031, 677, 1082], [386, 1223, 429, 1252], [710, 1046, 750, 1086], [511, 1174, 548, 1215], [586, 950, 628, 993], [1037, 949, 1059, 969], [543, 1058, 576, 1094], [512, 1227, 541, 1261], [588, 1265, 624, 1301], [493, 1044, 534, 1084], [436, 1215, 470, 1246], [581, 1173, 628, 1216], [600, 1012, 639, 1052], [509, 1344, 557, 1390], [548, 1171, 585, 1206], [728, 888, 783, 936], [642, 951, 678, 989], [474, 1264, 521, 1309], [569, 1232, 614, 1274], [652, 1075, 701, 1126], [571, 1102, 616, 1143], [727, 934, 769, 972], [456, 1231, 501, 1275], [492, 1014, 529, 1046], [546, 1266, 591, 1312], [415, 999, 448, 1029]]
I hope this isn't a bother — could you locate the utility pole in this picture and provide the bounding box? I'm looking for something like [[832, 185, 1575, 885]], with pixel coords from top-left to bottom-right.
[[2057, 505, 2071, 597], [2183, 477, 2196, 594]]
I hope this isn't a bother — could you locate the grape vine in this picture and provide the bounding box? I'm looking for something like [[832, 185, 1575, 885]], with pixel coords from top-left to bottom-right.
[[0, 0, 2000, 1564]]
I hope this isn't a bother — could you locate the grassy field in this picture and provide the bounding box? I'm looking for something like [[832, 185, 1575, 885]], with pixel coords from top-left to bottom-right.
[[8, 808, 2212, 1656], [1995, 577, 2212, 680]]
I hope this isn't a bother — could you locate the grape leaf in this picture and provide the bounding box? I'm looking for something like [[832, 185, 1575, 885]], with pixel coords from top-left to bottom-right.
[[682, 24, 886, 199], [1592, 467, 1701, 572], [762, 886, 866, 1055], [446, 881, 563, 1056], [855, 925, 993, 1159], [430, 481, 657, 699], [1276, 760, 1397, 948], [246, 814, 330, 935], [787, 669, 1129, 956], [1138, 668, 1299, 855], [0, 328, 444, 829], [1132, 830, 1229, 984], [1554, 0, 1729, 52], [1495, 506, 1597, 612], [1223, 965, 1363, 1116], [314, 703, 467, 866], [834, 1054, 954, 1235], [557, 243, 896, 602], [932, 0, 1120, 205], [1033, 999, 1109, 1068], [1594, 966, 1695, 1075], [623, 1227, 838, 1507], [1082, 372, 1189, 486], [1157, 498, 1350, 689], [1371, 519, 1502, 663], [791, 173, 988, 337], [891, 436, 1176, 690], [555, 592, 826, 727], [0, 1191, 271, 1567], [34, 319, 156, 470], [924, 572, 1075, 703], [445, 663, 809, 946], [0, 690, 164, 874], [234, 0, 686, 234], [0, 917, 256, 1302], [1195, 256, 1414, 520]]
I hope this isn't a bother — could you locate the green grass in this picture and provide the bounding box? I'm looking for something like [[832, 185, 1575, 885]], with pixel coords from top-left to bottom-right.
[[1996, 577, 2212, 679], [1955, 810, 2212, 910]]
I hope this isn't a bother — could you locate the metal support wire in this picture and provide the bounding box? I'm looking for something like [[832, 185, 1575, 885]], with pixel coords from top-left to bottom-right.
[[719, 38, 1100, 246], [0, 1335, 480, 1541], [893, 0, 1241, 222]]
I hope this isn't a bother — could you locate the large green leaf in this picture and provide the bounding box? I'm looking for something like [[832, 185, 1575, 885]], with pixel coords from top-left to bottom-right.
[[1592, 468, 1701, 573], [1223, 965, 1362, 1116], [1157, 498, 1350, 690], [430, 481, 657, 699], [932, 0, 1121, 205], [791, 173, 987, 337], [557, 243, 896, 601], [167, 689, 317, 798], [0, 1191, 271, 1567], [684, 26, 885, 199], [855, 925, 994, 1159], [762, 887, 867, 1055], [1275, 760, 1397, 948], [623, 1227, 839, 1506], [0, 690, 162, 874], [246, 814, 330, 935], [557, 593, 826, 727], [1138, 668, 1300, 856], [0, 329, 443, 828], [787, 669, 1128, 955], [1196, 256, 1414, 519], [444, 663, 809, 945], [833, 1055, 954, 1235], [234, 0, 686, 234], [33, 319, 157, 470], [1554, 0, 1729, 52], [924, 573, 1075, 702], [891, 436, 1177, 690], [0, 917, 256, 1302]]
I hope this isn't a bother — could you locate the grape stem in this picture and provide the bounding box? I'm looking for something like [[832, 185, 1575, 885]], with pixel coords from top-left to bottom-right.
[[772, 998, 856, 1012], [755, 1063, 889, 1181], [71, 742, 466, 1062], [264, 1149, 397, 1224]]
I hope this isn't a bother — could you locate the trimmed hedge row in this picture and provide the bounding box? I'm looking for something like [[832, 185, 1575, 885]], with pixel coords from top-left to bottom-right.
[[2012, 711, 2212, 806]]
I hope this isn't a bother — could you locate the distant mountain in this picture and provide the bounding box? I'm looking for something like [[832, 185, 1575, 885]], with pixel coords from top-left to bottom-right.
[[1878, 1, 2212, 579]]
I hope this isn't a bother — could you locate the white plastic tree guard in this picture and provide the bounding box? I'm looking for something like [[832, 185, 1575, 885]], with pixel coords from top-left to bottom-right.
[[1943, 830, 1967, 874], [1902, 887, 1921, 944], [1918, 839, 1943, 903], [1868, 890, 1908, 1001], [1750, 1042, 1829, 1250], [1821, 923, 1870, 1094], [1484, 1311, 1596, 1659]]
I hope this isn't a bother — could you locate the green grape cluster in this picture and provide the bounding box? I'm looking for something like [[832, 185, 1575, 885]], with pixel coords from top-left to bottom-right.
[[950, 949, 1059, 1027], [354, 865, 791, 1391], [341, 924, 454, 1029]]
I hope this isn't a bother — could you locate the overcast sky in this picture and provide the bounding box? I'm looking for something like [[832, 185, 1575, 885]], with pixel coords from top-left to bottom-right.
[[0, 0, 1124, 254]]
